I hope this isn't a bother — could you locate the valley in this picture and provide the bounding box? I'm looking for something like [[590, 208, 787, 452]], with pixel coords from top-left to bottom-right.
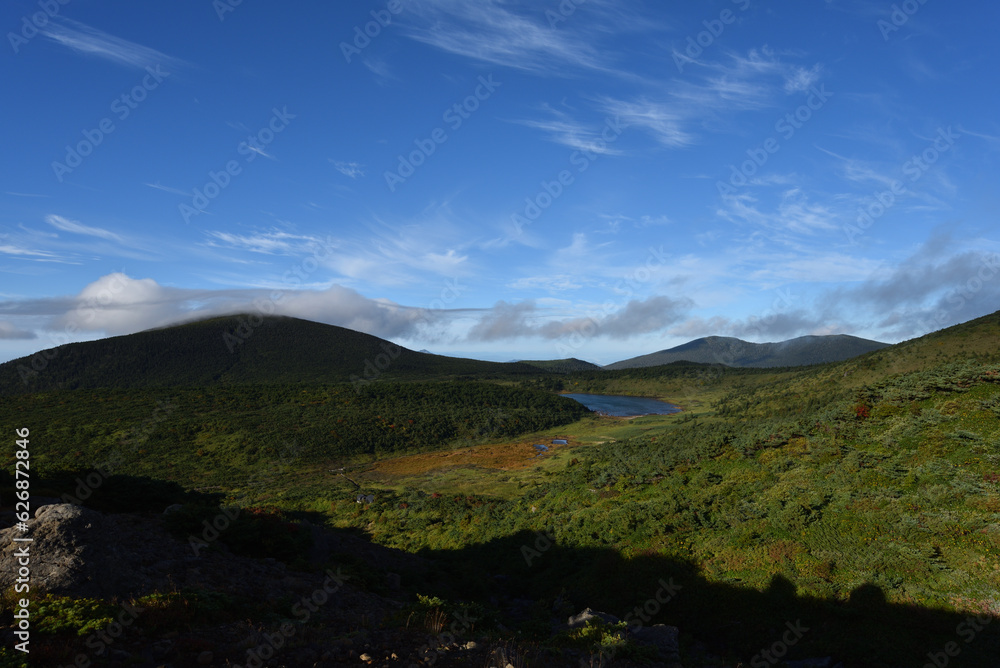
[[1, 312, 999, 666]]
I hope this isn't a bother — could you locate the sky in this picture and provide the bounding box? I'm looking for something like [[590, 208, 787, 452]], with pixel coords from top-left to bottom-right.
[[1, 0, 999, 366]]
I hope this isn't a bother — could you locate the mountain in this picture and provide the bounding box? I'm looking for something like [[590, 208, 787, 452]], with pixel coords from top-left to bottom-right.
[[519, 358, 602, 373], [604, 333, 889, 370], [0, 314, 548, 395]]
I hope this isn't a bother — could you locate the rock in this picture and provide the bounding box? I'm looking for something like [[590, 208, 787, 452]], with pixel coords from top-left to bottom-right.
[[196, 650, 213, 664], [164, 504, 184, 514], [567, 607, 620, 628], [359, 652, 372, 661], [0, 504, 132, 597], [385, 571, 401, 590], [464, 641, 478, 650], [632, 623, 681, 662]]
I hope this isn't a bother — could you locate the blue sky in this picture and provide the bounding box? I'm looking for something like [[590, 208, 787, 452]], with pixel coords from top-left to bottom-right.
[[2, 0, 998, 365]]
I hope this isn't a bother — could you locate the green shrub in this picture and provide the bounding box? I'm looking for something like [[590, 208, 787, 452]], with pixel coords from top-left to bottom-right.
[[35, 595, 117, 636]]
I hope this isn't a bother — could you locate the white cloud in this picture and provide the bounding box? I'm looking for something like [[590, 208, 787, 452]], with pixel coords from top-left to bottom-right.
[[204, 230, 326, 255], [0, 245, 62, 259], [34, 273, 440, 340], [400, 0, 622, 76], [515, 110, 627, 155], [598, 97, 691, 148], [0, 322, 36, 340], [145, 182, 191, 197], [45, 215, 124, 242], [331, 161, 366, 179], [466, 295, 691, 341], [40, 18, 188, 70], [784, 64, 823, 93]]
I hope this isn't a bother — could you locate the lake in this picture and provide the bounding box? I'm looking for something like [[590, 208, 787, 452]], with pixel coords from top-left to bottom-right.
[[561, 393, 681, 417]]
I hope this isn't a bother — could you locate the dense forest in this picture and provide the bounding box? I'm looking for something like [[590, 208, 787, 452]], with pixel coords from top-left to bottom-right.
[[0, 381, 589, 489]]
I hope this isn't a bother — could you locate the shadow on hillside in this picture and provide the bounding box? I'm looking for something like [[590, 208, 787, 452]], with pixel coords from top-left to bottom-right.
[[10, 471, 998, 667], [409, 530, 999, 668]]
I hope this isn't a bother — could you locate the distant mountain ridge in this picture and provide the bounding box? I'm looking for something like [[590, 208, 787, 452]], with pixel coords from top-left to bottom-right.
[[605, 334, 889, 370], [519, 358, 602, 373], [0, 315, 888, 394], [0, 315, 548, 395]]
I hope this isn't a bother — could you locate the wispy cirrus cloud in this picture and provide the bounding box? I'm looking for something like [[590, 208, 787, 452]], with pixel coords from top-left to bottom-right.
[[594, 49, 824, 151], [145, 182, 191, 197], [513, 105, 627, 154], [717, 188, 840, 235], [0, 244, 63, 260], [45, 215, 124, 242], [598, 97, 691, 148], [331, 160, 366, 179], [784, 63, 823, 93], [400, 0, 622, 76], [40, 18, 188, 70], [204, 230, 326, 256]]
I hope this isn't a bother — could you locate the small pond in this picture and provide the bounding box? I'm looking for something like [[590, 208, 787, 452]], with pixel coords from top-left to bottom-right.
[[561, 393, 681, 417]]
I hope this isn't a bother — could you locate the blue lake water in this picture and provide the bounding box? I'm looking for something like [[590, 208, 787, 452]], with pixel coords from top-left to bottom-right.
[[561, 393, 681, 417]]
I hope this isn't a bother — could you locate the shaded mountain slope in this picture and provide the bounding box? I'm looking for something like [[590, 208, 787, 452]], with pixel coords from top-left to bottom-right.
[[0, 315, 546, 395], [605, 334, 888, 370]]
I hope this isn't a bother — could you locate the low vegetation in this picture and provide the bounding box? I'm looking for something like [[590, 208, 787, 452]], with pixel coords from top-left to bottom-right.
[[2, 310, 1000, 665]]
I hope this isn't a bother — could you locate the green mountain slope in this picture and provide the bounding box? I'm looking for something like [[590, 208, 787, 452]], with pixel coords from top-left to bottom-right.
[[0, 314, 546, 395], [605, 333, 889, 369], [519, 358, 602, 373]]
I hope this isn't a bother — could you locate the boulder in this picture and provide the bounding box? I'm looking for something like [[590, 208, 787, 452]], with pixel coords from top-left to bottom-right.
[[567, 607, 620, 628], [631, 623, 681, 663]]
